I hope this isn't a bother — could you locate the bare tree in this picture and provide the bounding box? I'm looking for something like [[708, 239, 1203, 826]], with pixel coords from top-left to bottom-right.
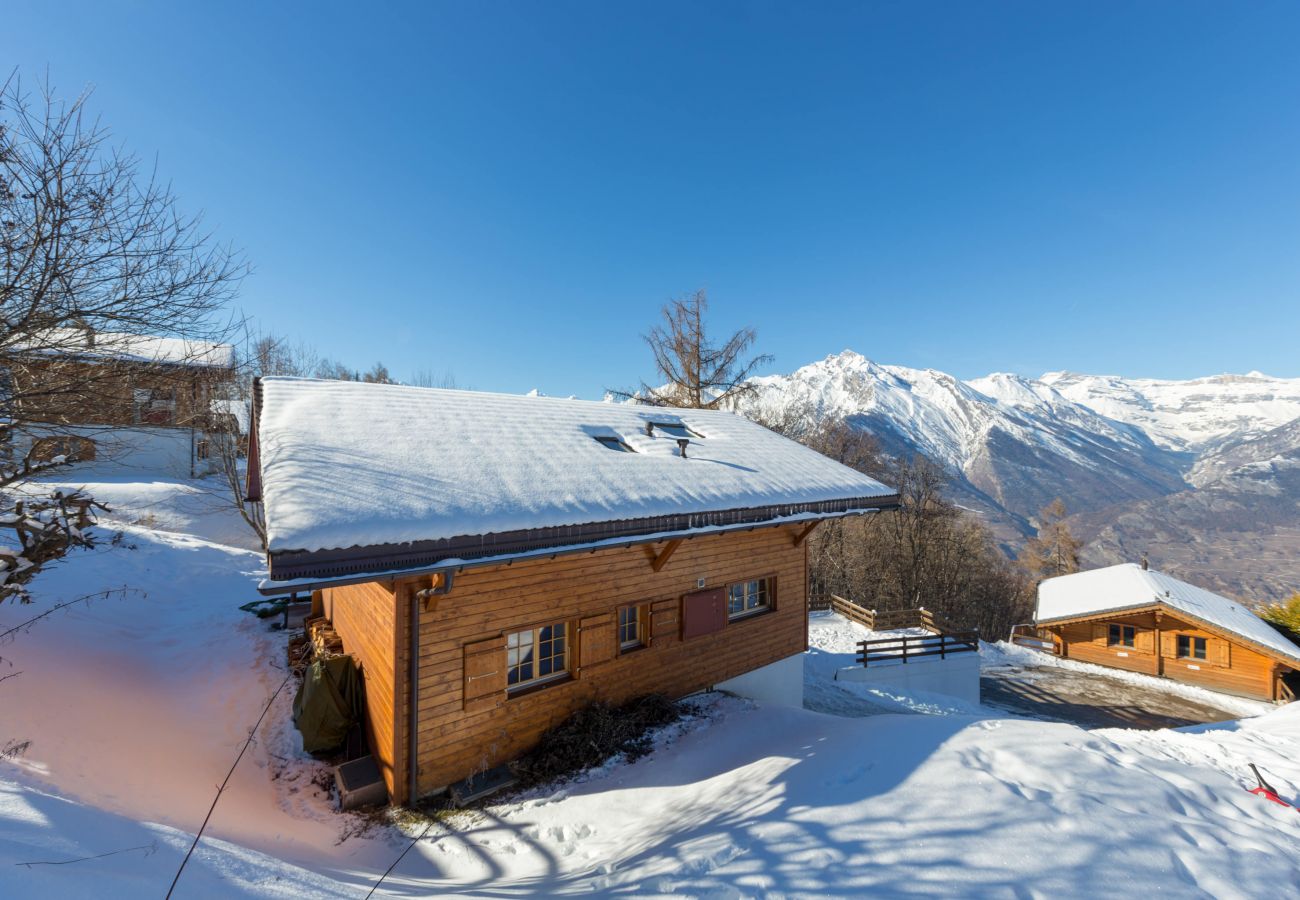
[[0, 73, 243, 596], [613, 290, 772, 409]]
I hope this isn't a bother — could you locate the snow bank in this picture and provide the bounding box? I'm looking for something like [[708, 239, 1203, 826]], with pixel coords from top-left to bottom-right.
[[3, 499, 1299, 897]]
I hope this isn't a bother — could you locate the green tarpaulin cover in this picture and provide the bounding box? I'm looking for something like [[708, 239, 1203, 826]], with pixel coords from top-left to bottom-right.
[[292, 654, 363, 753]]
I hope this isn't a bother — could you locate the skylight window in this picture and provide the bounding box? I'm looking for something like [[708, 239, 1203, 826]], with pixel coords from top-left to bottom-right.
[[594, 436, 635, 452], [648, 421, 699, 439]]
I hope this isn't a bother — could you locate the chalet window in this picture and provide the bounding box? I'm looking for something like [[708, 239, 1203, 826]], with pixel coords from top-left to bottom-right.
[[618, 604, 647, 651], [594, 436, 635, 453], [1107, 624, 1136, 648], [648, 421, 699, 439], [507, 622, 569, 691], [133, 387, 177, 426], [196, 439, 210, 460], [1177, 635, 1207, 661], [727, 577, 772, 620]]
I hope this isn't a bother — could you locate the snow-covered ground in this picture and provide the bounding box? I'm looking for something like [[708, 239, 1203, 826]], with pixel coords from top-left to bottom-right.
[[2, 484, 1299, 897]]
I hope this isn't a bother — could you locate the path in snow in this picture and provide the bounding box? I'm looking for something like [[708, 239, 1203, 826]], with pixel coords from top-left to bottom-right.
[[981, 665, 1239, 729]]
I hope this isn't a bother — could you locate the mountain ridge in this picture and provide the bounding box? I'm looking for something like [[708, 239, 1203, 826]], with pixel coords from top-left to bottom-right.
[[740, 350, 1300, 603]]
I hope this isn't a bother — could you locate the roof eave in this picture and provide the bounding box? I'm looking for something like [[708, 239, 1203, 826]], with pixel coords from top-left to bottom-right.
[[1036, 600, 1300, 669], [260, 500, 896, 594]]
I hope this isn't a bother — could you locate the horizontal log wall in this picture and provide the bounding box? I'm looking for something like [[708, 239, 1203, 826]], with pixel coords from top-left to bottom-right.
[[1050, 609, 1279, 701], [408, 525, 808, 798], [321, 581, 401, 799]]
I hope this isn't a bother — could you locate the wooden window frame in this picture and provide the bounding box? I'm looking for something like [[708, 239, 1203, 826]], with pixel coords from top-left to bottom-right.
[[1176, 634, 1208, 662], [725, 575, 776, 622], [506, 620, 572, 695], [617, 603, 648, 653], [1107, 624, 1136, 649]]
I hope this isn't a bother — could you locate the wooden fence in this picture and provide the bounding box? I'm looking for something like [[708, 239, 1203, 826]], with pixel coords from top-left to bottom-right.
[[857, 631, 980, 667], [1008, 623, 1058, 655], [819, 594, 960, 636]]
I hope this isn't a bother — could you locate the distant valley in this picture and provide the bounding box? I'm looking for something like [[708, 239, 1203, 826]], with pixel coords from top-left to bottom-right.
[[741, 351, 1300, 605]]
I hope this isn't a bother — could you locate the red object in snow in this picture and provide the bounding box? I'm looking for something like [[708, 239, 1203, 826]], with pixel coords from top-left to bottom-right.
[[1248, 763, 1297, 811]]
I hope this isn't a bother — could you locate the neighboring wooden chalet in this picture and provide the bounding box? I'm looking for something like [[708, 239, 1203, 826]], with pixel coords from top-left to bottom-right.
[[2, 325, 234, 474], [1035, 563, 1300, 703], [248, 377, 899, 805]]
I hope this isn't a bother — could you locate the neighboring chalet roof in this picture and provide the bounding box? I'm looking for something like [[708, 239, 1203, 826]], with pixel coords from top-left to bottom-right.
[[9, 327, 234, 369], [252, 377, 899, 583], [1036, 563, 1300, 667]]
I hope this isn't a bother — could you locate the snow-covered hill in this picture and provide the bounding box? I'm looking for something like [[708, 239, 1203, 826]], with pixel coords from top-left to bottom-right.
[[741, 352, 1300, 600]]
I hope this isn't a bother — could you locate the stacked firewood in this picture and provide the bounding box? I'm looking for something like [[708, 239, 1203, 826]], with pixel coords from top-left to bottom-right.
[[307, 617, 345, 658]]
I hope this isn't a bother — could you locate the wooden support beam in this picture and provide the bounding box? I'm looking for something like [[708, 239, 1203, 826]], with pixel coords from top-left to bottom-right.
[[650, 538, 683, 572], [791, 520, 820, 547]]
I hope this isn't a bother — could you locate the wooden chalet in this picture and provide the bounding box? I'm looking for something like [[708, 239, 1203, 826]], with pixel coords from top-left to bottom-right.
[[1035, 563, 1300, 703], [3, 325, 234, 470], [247, 377, 899, 805]]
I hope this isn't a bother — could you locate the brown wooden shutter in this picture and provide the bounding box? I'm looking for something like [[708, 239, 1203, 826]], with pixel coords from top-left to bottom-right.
[[650, 599, 679, 647], [1091, 623, 1107, 645], [463, 635, 506, 713], [682, 588, 727, 639], [1166, 631, 1178, 658], [1135, 628, 1154, 654], [579, 614, 615, 674], [1215, 639, 1231, 667]]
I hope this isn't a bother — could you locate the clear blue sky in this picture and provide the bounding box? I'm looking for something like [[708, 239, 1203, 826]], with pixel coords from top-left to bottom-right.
[[6, 1, 1299, 396]]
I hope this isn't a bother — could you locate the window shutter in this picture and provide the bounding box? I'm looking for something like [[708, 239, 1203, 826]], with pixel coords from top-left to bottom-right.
[[1215, 640, 1231, 667], [579, 614, 615, 674], [1160, 632, 1177, 658], [1091, 623, 1107, 644], [682, 588, 727, 639], [650, 599, 679, 647], [1135, 628, 1154, 654], [463, 635, 506, 713]]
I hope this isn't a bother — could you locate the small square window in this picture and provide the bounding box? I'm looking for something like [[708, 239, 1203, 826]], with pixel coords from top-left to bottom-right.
[[618, 604, 646, 651], [1177, 635, 1207, 661], [507, 621, 571, 691], [1107, 624, 1135, 648], [727, 578, 771, 620]]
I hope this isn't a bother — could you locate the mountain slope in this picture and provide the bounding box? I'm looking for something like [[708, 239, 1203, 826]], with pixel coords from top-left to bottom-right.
[[745, 352, 1187, 537], [741, 352, 1300, 602]]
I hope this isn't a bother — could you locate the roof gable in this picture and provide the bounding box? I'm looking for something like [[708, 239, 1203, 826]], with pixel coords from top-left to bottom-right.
[[256, 378, 898, 570], [1036, 564, 1300, 666]]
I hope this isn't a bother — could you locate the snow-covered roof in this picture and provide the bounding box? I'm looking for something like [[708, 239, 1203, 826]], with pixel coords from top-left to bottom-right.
[[256, 377, 898, 566], [10, 328, 233, 369], [1036, 564, 1300, 665]]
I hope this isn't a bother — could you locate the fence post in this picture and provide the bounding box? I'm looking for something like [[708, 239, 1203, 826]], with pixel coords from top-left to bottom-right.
[[902, 638, 908, 665], [940, 634, 946, 660]]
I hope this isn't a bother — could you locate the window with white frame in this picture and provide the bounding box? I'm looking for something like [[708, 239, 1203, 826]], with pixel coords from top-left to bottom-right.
[[507, 621, 569, 691], [618, 604, 647, 651]]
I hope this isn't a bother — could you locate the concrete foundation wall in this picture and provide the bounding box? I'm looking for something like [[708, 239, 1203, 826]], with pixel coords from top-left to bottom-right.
[[716, 652, 805, 707], [835, 652, 980, 704]]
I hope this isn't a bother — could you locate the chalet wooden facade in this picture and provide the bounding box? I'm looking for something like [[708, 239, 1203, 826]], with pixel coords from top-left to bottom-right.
[[2, 327, 234, 473], [1035, 564, 1300, 703], [248, 377, 899, 804]]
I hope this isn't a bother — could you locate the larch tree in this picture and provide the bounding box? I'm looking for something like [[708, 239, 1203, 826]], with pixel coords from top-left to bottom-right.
[[613, 289, 772, 409], [1018, 498, 1083, 582]]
